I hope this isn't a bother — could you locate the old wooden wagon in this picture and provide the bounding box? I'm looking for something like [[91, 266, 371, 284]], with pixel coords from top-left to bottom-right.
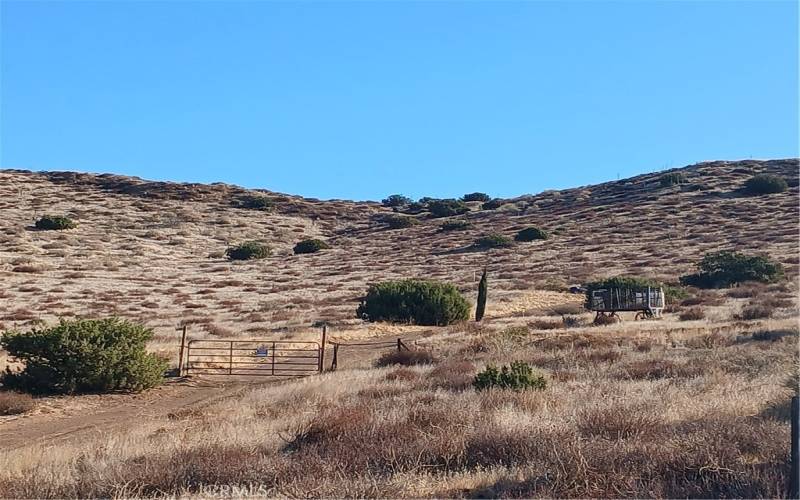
[[589, 286, 665, 320]]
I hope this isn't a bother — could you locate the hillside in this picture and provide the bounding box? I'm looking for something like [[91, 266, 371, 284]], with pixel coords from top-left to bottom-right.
[[1, 159, 797, 352], [0, 158, 798, 498]]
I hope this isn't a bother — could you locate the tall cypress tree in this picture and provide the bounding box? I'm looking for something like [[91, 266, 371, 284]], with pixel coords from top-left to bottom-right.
[[476, 268, 488, 321]]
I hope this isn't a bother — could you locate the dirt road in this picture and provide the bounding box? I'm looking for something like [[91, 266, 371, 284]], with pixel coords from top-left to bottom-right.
[[0, 377, 268, 451]]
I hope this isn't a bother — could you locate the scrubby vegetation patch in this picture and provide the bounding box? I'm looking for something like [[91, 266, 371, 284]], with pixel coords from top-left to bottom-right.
[[475, 234, 514, 249], [743, 174, 788, 195], [293, 239, 329, 254], [357, 279, 470, 326], [514, 227, 548, 242], [473, 361, 547, 391], [0, 318, 167, 394], [680, 251, 783, 288], [225, 241, 271, 260], [34, 215, 76, 230]]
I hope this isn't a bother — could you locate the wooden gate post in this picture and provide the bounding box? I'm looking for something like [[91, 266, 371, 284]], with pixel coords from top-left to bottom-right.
[[791, 395, 799, 499], [319, 325, 327, 373], [330, 343, 338, 371], [177, 325, 187, 376]]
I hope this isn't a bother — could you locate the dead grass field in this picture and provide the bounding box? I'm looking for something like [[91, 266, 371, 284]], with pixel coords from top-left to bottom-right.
[[0, 158, 798, 498]]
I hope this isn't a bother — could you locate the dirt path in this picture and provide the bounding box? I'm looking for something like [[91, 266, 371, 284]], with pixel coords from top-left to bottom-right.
[[0, 332, 425, 451], [0, 377, 270, 451]]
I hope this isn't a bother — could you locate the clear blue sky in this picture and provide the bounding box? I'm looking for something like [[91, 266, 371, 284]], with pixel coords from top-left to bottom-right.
[[1, 1, 797, 201]]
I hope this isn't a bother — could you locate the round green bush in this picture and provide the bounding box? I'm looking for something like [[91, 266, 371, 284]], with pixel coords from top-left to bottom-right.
[[475, 234, 514, 248], [515, 227, 549, 242], [680, 251, 783, 288], [440, 220, 471, 232], [743, 174, 788, 195], [461, 192, 491, 203], [481, 198, 509, 210], [356, 279, 470, 326], [34, 215, 76, 230], [428, 199, 470, 218], [225, 241, 271, 260], [381, 194, 412, 207], [473, 361, 547, 391], [384, 215, 418, 229], [234, 195, 273, 211], [293, 238, 330, 254], [0, 318, 167, 394]]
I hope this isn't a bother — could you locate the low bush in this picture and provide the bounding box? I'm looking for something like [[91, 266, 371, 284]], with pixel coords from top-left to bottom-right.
[[659, 172, 686, 187], [743, 174, 788, 195], [356, 279, 470, 326], [474, 234, 514, 249], [381, 194, 412, 207], [34, 215, 76, 230], [481, 198, 508, 210], [0, 391, 36, 415], [678, 308, 705, 321], [461, 192, 491, 202], [293, 239, 329, 254], [234, 195, 273, 211], [680, 251, 783, 288], [375, 349, 436, 367], [439, 220, 471, 232], [473, 361, 547, 391], [225, 241, 271, 260], [383, 215, 418, 229], [428, 199, 470, 218], [514, 227, 548, 242], [0, 318, 167, 394], [736, 304, 774, 320]]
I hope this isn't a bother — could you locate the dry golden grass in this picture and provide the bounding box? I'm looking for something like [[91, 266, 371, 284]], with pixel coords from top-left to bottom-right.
[[0, 159, 798, 497]]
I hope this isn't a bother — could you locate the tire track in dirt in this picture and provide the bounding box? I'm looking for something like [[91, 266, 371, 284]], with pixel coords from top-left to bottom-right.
[[0, 377, 271, 451]]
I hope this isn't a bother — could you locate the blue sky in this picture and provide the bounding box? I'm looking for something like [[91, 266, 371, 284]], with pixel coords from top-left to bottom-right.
[[1, 1, 797, 201]]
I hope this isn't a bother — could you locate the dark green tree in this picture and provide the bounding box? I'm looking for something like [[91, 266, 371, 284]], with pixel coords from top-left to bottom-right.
[[476, 268, 488, 322]]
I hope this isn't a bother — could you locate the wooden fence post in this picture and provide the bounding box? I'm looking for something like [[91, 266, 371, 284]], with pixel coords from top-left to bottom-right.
[[330, 344, 338, 371], [791, 395, 799, 499], [177, 325, 187, 376], [319, 325, 327, 373]]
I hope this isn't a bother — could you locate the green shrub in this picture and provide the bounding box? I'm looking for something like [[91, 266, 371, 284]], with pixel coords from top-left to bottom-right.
[[384, 215, 418, 229], [402, 202, 427, 214], [293, 239, 329, 254], [461, 192, 491, 203], [234, 195, 273, 211], [680, 251, 783, 288], [0, 318, 167, 394], [381, 194, 412, 207], [225, 241, 271, 260], [659, 172, 686, 187], [474, 234, 514, 249], [514, 227, 548, 242], [481, 198, 508, 210], [439, 220, 471, 232], [356, 279, 470, 326], [743, 174, 788, 195], [428, 199, 470, 218], [473, 361, 547, 391], [34, 215, 76, 230]]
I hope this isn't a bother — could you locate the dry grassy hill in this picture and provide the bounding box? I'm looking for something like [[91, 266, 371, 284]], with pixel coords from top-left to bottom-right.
[[0, 158, 798, 498], [0, 159, 797, 354]]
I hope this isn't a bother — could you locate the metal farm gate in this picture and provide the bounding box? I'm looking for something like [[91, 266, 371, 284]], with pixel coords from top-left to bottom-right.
[[184, 339, 321, 377]]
